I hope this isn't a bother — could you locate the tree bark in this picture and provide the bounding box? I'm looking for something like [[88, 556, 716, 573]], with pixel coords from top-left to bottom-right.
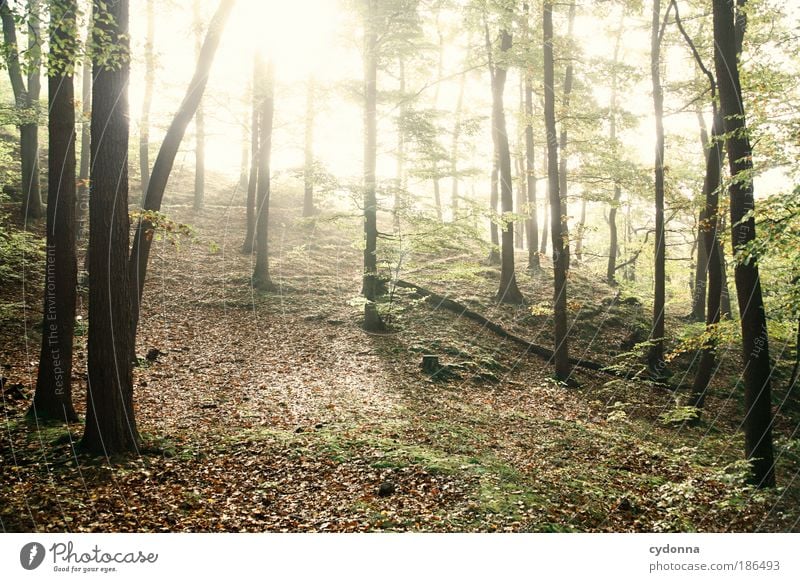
[[139, 0, 154, 198], [128, 0, 235, 347], [0, 1, 42, 220], [31, 0, 79, 423], [82, 0, 139, 454], [606, 22, 623, 285], [557, 2, 576, 269], [544, 2, 570, 381], [77, 21, 91, 245], [242, 66, 258, 253], [193, 0, 205, 211], [362, 0, 385, 332], [713, 0, 775, 488], [647, 0, 668, 378], [252, 56, 275, 291], [522, 2, 539, 271], [490, 28, 523, 304]]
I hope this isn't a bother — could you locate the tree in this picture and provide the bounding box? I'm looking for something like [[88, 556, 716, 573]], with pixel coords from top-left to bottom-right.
[[242, 64, 257, 253], [712, 0, 775, 488], [1, 0, 43, 220], [76, 16, 90, 244], [193, 0, 205, 211], [672, 0, 723, 410], [487, 22, 523, 304], [139, 0, 154, 198], [362, 0, 385, 332], [557, 2, 575, 267], [30, 0, 79, 423], [82, 0, 139, 454], [543, 1, 570, 381], [647, 0, 668, 378], [606, 18, 623, 285], [128, 0, 236, 347], [252, 55, 275, 291]]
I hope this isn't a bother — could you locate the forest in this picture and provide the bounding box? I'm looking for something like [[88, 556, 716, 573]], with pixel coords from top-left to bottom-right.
[[0, 0, 799, 533]]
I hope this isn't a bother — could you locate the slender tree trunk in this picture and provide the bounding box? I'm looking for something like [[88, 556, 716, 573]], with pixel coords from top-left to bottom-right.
[[31, 0, 79, 423], [606, 24, 622, 285], [82, 0, 139, 454], [574, 198, 586, 261], [431, 21, 443, 221], [524, 70, 539, 271], [128, 0, 235, 347], [540, 184, 549, 256], [713, 0, 775, 488], [24, 0, 42, 220], [490, 29, 523, 304], [488, 159, 500, 265], [77, 21, 91, 245], [252, 56, 275, 291], [0, 1, 42, 220], [647, 0, 668, 378], [544, 2, 570, 381], [394, 56, 406, 229], [362, 0, 385, 332], [193, 0, 205, 211], [515, 80, 524, 249], [139, 0, 154, 198], [303, 75, 315, 217], [242, 66, 258, 253], [719, 214, 733, 318], [690, 111, 723, 408], [557, 1, 576, 268]]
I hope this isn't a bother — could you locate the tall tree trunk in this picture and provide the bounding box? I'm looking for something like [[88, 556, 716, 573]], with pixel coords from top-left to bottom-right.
[[713, 0, 775, 488], [557, 1, 576, 269], [362, 0, 385, 332], [0, 1, 42, 220], [139, 0, 154, 198], [574, 198, 586, 261], [719, 214, 733, 318], [691, 217, 708, 321], [24, 0, 42, 220], [606, 23, 622, 285], [540, 184, 549, 256], [490, 28, 523, 304], [431, 21, 443, 221], [77, 21, 91, 245], [128, 0, 235, 347], [514, 79, 524, 250], [522, 3, 539, 271], [82, 0, 139, 454], [524, 69, 539, 271], [690, 112, 723, 409], [31, 0, 79, 423], [647, 0, 668, 378], [242, 65, 258, 253], [394, 56, 406, 229], [252, 56, 275, 291], [303, 75, 315, 217], [193, 0, 205, 211], [488, 160, 500, 265], [544, 2, 570, 380]]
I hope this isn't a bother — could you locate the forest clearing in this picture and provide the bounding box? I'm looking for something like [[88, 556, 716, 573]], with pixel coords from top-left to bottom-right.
[[1, 0, 800, 539]]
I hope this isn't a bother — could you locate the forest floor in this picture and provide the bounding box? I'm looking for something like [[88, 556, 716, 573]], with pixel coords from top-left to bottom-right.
[[2, 187, 800, 532]]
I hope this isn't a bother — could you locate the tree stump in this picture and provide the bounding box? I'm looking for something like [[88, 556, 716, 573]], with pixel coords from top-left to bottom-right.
[[421, 355, 440, 375]]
